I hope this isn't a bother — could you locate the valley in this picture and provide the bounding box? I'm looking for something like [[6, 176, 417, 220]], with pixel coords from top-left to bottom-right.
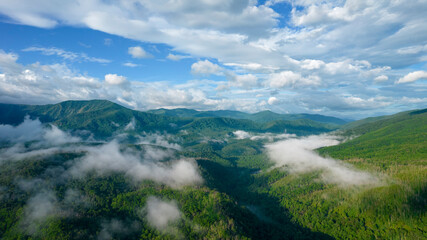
[[0, 100, 425, 239]]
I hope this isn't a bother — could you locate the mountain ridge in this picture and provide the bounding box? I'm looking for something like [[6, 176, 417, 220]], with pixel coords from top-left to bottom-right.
[[0, 100, 344, 137]]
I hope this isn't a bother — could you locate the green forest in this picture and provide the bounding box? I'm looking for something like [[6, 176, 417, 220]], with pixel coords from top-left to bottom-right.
[[0, 100, 425, 239]]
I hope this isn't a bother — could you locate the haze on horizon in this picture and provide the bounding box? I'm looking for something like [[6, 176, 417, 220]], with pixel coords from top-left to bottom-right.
[[0, 0, 426, 119]]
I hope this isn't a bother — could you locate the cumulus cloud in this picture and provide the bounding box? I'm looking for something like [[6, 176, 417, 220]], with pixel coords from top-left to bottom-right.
[[374, 75, 388, 82], [265, 135, 378, 186], [396, 71, 427, 84], [145, 196, 181, 230], [0, 51, 270, 113], [128, 46, 152, 59], [268, 96, 279, 105], [267, 71, 321, 88], [227, 73, 258, 89], [0, 0, 426, 117], [191, 60, 224, 76], [70, 141, 202, 188]]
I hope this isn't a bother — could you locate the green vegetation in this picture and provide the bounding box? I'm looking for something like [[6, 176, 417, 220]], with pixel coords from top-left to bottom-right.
[[0, 101, 425, 239], [148, 107, 348, 125], [0, 100, 342, 138]]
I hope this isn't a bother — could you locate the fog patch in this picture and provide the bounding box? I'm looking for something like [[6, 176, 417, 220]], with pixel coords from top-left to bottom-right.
[[142, 145, 176, 161], [266, 135, 378, 186], [234, 130, 251, 139], [0, 117, 82, 163], [0, 116, 80, 144], [0, 116, 44, 142], [0, 144, 83, 163], [70, 141, 202, 188], [124, 117, 136, 131], [145, 196, 181, 231], [233, 130, 296, 141], [137, 132, 182, 150], [43, 124, 80, 145], [21, 190, 58, 234], [16, 178, 45, 192], [63, 189, 92, 210]]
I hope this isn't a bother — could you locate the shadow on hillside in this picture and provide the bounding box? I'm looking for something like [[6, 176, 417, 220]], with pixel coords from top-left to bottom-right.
[[197, 159, 334, 240], [408, 184, 427, 216]]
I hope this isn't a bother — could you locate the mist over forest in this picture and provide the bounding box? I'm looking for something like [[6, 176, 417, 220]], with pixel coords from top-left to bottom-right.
[[1, 0, 426, 239]]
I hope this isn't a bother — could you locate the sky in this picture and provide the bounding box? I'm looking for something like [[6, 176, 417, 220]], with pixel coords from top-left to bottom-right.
[[0, 0, 426, 119]]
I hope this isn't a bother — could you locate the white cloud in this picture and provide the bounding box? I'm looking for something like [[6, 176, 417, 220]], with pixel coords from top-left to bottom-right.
[[300, 59, 325, 70], [374, 75, 388, 82], [397, 44, 427, 55], [268, 96, 279, 105], [224, 62, 278, 73], [124, 117, 136, 131], [145, 196, 181, 230], [228, 73, 258, 89], [105, 74, 128, 85], [21, 190, 58, 234], [128, 46, 152, 59], [70, 141, 202, 188], [266, 135, 378, 186], [0, 1, 425, 119], [1, 49, 426, 118], [123, 62, 139, 67], [233, 130, 296, 141], [396, 71, 427, 84], [0, 116, 80, 145], [22, 47, 111, 63], [191, 60, 223, 75], [166, 53, 191, 61], [233, 130, 251, 140], [267, 71, 321, 88]]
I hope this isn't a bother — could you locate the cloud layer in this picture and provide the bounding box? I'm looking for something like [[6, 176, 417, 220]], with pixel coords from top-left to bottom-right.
[[265, 135, 378, 186], [70, 140, 202, 188], [0, 118, 202, 188], [0, 1, 426, 118]]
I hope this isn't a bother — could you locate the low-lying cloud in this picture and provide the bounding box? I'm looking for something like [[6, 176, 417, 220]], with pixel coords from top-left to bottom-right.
[[70, 141, 202, 188], [145, 196, 181, 230], [137, 132, 182, 151], [21, 190, 58, 234], [265, 135, 378, 186], [0, 117, 202, 188], [0, 116, 80, 145], [233, 130, 296, 141]]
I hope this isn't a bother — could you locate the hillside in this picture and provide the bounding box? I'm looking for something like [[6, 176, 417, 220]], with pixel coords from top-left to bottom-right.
[[0, 100, 190, 137], [148, 108, 348, 125], [0, 100, 341, 137], [324, 108, 427, 161], [0, 101, 425, 239]]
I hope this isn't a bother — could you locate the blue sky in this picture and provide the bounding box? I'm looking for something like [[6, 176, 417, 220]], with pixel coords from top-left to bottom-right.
[[0, 0, 426, 119]]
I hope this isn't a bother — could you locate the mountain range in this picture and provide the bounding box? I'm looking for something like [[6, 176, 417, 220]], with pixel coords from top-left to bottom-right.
[[0, 99, 425, 239], [0, 100, 348, 137]]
